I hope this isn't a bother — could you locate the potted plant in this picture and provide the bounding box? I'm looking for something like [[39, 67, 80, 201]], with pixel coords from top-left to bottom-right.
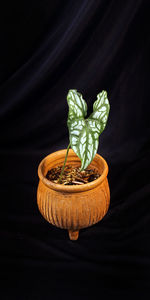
[[37, 89, 110, 240]]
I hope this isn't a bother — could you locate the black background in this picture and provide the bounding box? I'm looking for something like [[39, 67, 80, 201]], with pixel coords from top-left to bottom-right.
[[0, 0, 150, 299]]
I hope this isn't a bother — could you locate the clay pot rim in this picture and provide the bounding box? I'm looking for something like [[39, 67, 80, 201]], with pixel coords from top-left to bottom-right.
[[38, 149, 108, 193]]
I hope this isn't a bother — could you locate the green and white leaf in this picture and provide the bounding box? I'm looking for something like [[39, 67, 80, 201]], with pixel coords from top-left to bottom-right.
[[67, 89, 110, 170]]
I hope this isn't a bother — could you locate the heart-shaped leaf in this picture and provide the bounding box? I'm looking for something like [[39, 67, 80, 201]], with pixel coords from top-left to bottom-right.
[[67, 89, 110, 170]]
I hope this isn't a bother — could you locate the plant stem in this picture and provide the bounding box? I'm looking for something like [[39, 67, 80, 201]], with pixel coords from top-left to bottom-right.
[[58, 143, 71, 183]]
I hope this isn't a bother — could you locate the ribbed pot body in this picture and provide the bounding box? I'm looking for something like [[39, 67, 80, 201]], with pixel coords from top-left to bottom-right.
[[37, 149, 110, 231]]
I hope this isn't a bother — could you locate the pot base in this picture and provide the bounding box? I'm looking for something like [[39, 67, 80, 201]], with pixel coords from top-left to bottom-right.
[[68, 230, 79, 241]]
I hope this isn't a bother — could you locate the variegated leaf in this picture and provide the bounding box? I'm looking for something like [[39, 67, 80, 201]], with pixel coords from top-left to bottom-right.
[[67, 89, 110, 170], [89, 90, 110, 133], [67, 89, 87, 121]]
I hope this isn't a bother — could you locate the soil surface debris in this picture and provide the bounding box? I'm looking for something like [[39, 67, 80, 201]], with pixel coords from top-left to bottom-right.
[[46, 165, 100, 185]]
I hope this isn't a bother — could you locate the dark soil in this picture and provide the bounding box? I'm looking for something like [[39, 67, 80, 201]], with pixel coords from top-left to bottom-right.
[[46, 165, 100, 185]]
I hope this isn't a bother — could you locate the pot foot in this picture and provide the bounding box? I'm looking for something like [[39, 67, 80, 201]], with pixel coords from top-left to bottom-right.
[[68, 230, 79, 241]]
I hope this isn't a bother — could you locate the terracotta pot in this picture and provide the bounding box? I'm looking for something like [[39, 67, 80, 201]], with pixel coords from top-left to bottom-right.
[[37, 149, 110, 240]]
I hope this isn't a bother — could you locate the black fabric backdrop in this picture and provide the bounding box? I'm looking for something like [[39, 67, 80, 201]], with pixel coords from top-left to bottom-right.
[[0, 0, 150, 299]]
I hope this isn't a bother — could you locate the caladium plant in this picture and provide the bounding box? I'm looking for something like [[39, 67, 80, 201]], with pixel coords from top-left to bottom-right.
[[58, 89, 110, 182]]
